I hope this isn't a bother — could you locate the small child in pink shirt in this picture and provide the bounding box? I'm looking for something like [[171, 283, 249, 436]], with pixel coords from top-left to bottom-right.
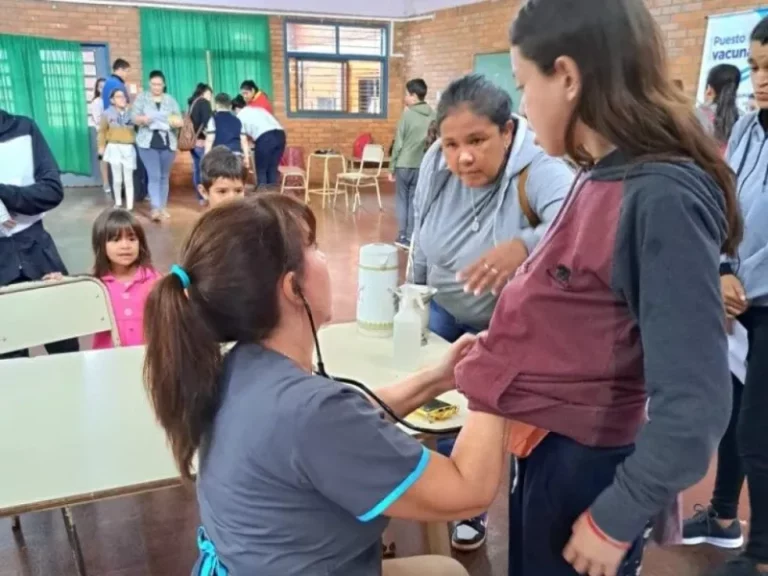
[[91, 208, 159, 348]]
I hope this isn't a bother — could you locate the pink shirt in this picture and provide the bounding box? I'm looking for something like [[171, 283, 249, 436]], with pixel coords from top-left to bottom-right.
[[92, 267, 161, 349]]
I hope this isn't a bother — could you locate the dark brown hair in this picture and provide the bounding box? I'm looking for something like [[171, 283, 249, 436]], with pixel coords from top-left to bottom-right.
[[143, 194, 316, 480], [91, 208, 152, 277], [510, 0, 742, 255], [201, 145, 246, 189]]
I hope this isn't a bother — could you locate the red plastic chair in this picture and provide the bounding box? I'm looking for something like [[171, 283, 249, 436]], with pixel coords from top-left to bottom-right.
[[278, 146, 307, 195]]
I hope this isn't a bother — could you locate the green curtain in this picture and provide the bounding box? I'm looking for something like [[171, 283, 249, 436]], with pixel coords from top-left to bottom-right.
[[0, 34, 90, 174], [140, 9, 272, 111]]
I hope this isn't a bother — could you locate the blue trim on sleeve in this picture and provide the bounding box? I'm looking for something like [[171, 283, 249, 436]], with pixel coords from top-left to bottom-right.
[[357, 445, 431, 523]]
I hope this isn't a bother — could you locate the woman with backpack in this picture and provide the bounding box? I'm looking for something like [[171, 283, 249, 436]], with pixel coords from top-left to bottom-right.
[[407, 73, 573, 552], [186, 83, 213, 205]]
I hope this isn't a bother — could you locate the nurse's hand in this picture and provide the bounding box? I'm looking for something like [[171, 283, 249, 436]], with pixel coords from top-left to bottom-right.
[[432, 333, 480, 394], [562, 512, 629, 576], [458, 239, 528, 297]]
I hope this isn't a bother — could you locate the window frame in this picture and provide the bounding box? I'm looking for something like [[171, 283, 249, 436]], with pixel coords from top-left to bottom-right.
[[283, 19, 388, 120]]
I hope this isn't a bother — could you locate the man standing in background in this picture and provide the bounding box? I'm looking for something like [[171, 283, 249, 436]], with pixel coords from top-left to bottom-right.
[[102, 59, 130, 110], [390, 78, 434, 249]]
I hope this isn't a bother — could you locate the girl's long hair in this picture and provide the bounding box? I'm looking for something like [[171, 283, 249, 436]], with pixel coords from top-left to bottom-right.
[[92, 77, 105, 102], [510, 0, 742, 256], [706, 64, 741, 144], [143, 194, 316, 480]]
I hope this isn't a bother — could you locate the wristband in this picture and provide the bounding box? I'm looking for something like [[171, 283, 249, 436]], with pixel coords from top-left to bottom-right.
[[720, 262, 734, 276], [584, 511, 631, 551]]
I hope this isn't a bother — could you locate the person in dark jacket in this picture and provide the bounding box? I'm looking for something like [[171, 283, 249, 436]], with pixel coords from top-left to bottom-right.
[[187, 83, 213, 205], [0, 109, 79, 359], [205, 93, 250, 169]]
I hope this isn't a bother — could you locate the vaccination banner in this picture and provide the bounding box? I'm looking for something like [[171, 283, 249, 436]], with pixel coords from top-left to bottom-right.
[[697, 9, 768, 110]]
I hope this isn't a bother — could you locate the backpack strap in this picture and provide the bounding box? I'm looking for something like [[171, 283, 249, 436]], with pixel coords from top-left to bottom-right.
[[517, 166, 540, 228]]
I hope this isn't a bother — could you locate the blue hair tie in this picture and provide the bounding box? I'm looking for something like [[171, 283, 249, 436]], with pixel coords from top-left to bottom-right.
[[170, 264, 191, 289]]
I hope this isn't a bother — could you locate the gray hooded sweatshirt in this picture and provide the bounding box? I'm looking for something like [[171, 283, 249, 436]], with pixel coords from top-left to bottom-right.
[[408, 115, 574, 329], [725, 110, 768, 305]]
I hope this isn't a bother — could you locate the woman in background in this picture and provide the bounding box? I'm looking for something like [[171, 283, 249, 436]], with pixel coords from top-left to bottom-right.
[[697, 64, 741, 152], [187, 83, 213, 206], [132, 70, 182, 222], [409, 74, 573, 551], [89, 78, 111, 196]]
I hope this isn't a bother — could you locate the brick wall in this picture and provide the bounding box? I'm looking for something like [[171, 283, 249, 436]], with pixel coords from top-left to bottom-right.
[[5, 0, 764, 190], [404, 0, 766, 103], [1, 4, 403, 190], [0, 0, 142, 85]]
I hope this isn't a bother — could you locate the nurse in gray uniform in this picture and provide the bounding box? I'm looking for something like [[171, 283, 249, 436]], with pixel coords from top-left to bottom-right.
[[142, 194, 508, 576]]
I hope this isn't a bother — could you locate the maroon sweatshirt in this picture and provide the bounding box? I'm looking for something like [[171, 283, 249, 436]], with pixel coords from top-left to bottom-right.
[[455, 150, 731, 542]]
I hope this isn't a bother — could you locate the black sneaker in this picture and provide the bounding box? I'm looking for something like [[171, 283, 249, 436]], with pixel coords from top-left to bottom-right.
[[683, 504, 744, 549], [394, 236, 410, 250], [707, 556, 768, 575], [450, 516, 487, 552]]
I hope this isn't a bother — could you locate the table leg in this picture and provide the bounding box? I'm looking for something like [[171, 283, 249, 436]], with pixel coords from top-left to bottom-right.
[[322, 159, 330, 209], [62, 507, 87, 576]]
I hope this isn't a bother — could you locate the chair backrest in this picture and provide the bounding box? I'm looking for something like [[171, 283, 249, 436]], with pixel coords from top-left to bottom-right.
[[353, 133, 374, 159], [281, 146, 306, 170], [0, 277, 120, 355], [360, 144, 385, 177]]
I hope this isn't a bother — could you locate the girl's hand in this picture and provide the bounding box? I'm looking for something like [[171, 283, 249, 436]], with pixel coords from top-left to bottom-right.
[[458, 239, 529, 297], [42, 272, 64, 282], [431, 333, 480, 395], [721, 274, 748, 318], [563, 512, 629, 576], [168, 115, 183, 128]]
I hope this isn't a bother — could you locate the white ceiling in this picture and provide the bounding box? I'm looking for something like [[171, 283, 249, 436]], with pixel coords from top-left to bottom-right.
[[89, 0, 487, 19]]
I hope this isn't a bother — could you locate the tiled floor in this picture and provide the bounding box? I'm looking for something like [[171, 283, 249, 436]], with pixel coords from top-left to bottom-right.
[[0, 184, 751, 575]]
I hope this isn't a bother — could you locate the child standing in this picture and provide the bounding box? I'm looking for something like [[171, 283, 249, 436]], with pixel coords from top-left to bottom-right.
[[91, 208, 159, 349], [205, 93, 250, 169], [390, 79, 435, 248], [197, 146, 246, 209], [98, 89, 137, 210]]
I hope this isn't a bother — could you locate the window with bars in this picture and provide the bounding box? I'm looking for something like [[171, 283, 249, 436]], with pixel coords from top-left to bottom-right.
[[284, 21, 387, 118]]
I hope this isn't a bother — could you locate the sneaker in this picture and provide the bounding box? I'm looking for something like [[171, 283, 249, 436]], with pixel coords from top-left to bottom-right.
[[150, 210, 162, 222], [707, 556, 768, 575], [683, 505, 743, 549], [394, 236, 410, 250], [161, 209, 171, 220], [450, 516, 487, 552]]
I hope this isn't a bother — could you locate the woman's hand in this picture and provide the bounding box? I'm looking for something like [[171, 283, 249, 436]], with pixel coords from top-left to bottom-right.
[[168, 115, 183, 129], [431, 333, 480, 395], [133, 115, 150, 126], [563, 512, 629, 576], [721, 274, 748, 318], [458, 239, 529, 296], [41, 272, 64, 282]]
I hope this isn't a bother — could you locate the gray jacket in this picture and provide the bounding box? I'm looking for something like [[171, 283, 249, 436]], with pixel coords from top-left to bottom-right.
[[725, 111, 768, 304], [408, 115, 574, 329], [131, 92, 181, 151]]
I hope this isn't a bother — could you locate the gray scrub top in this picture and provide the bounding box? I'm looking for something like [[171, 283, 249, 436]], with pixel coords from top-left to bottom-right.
[[193, 343, 429, 576]]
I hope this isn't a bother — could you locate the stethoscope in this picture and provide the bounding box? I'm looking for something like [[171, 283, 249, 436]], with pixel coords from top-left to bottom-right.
[[301, 296, 462, 436]]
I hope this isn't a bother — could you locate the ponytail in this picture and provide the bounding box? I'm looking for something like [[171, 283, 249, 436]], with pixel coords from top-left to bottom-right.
[[141, 195, 316, 480], [706, 63, 742, 145], [713, 81, 739, 145], [143, 273, 223, 480]]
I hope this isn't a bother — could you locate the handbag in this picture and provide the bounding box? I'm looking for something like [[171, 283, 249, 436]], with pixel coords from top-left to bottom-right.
[[178, 98, 206, 152]]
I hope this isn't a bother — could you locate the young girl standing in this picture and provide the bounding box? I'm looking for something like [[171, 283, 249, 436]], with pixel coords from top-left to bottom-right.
[[454, 1, 741, 575], [98, 89, 137, 210], [91, 208, 159, 349]]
